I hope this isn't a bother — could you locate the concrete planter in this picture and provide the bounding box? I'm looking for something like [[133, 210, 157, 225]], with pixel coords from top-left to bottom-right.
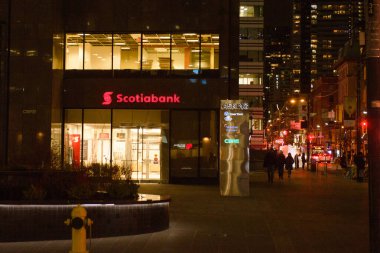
[[0, 194, 170, 242]]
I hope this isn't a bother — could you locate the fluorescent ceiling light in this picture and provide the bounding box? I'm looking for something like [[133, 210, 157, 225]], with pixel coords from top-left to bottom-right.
[[121, 47, 130, 50], [155, 48, 167, 52], [159, 36, 170, 39], [114, 42, 126, 45], [187, 39, 199, 42]]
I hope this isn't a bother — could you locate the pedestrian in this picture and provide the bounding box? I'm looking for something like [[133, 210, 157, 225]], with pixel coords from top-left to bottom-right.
[[347, 151, 352, 166], [276, 150, 286, 180], [340, 153, 347, 170], [285, 152, 294, 178], [301, 152, 306, 170], [294, 153, 300, 169], [354, 152, 365, 182], [263, 147, 277, 184]]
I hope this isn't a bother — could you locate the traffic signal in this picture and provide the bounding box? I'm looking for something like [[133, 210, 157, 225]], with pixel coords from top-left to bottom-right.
[[301, 120, 308, 129], [361, 119, 367, 133]]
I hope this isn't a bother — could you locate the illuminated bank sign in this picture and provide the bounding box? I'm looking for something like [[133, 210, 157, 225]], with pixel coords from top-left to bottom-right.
[[219, 100, 250, 197], [102, 91, 181, 106]]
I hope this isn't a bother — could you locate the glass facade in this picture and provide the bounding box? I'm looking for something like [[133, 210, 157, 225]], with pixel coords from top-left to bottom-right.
[[239, 27, 263, 40], [63, 109, 170, 181], [113, 33, 141, 70], [239, 73, 263, 85], [240, 5, 263, 18], [239, 50, 263, 62], [62, 109, 218, 182], [65, 34, 84, 69], [64, 109, 82, 168], [64, 33, 219, 71], [170, 110, 218, 180]]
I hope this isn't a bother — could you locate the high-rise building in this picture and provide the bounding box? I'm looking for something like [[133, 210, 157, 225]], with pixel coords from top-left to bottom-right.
[[292, 0, 364, 92], [292, 0, 311, 94], [239, 0, 265, 149], [264, 26, 292, 124]]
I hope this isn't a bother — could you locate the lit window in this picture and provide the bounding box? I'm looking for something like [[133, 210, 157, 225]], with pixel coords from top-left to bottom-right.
[[239, 73, 263, 85], [65, 33, 84, 69], [142, 34, 171, 70], [84, 33, 112, 70], [240, 5, 263, 17], [171, 33, 199, 70], [201, 34, 219, 70], [113, 34, 141, 70]]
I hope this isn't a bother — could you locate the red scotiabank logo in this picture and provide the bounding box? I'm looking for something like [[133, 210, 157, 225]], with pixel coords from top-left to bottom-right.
[[102, 91, 181, 105], [102, 92, 114, 105]]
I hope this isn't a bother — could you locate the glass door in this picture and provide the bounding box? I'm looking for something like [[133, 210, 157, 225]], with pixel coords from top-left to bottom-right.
[[113, 127, 161, 181], [141, 128, 162, 180]]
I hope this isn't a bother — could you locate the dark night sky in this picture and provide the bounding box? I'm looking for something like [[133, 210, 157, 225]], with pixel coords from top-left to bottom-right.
[[264, 0, 292, 27]]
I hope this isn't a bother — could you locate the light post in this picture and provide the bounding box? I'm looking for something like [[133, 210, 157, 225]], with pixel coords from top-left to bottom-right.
[[366, 1, 380, 250]]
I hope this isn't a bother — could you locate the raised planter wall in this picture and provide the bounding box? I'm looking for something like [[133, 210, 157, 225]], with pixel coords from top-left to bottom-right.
[[0, 194, 170, 242]]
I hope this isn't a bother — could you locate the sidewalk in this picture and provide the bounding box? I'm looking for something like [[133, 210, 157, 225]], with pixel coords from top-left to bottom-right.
[[0, 170, 369, 253]]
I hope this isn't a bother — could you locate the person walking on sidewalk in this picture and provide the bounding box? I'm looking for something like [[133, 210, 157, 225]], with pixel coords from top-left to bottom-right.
[[301, 152, 306, 170], [264, 147, 277, 184], [294, 152, 300, 169], [354, 152, 365, 182], [285, 153, 295, 178], [276, 150, 286, 180]]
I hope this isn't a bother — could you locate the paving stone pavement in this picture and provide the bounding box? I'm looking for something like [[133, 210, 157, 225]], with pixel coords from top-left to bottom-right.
[[0, 169, 369, 253]]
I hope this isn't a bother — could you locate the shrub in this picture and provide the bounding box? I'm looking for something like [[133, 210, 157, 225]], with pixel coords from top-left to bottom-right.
[[107, 181, 139, 200], [23, 184, 47, 201], [67, 182, 95, 200]]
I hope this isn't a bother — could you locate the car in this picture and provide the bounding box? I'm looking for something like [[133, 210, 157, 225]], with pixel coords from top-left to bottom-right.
[[311, 151, 332, 163]]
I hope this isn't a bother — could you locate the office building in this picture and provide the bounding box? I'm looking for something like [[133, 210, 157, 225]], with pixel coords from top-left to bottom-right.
[[239, 0, 265, 149], [0, 0, 239, 184]]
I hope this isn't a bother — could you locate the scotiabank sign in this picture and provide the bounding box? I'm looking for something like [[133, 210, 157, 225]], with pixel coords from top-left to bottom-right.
[[102, 91, 181, 106]]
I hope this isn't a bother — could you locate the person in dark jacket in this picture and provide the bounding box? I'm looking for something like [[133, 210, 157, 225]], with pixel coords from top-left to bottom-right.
[[340, 153, 348, 170], [263, 147, 277, 184], [276, 150, 286, 180], [354, 152, 365, 182], [294, 153, 300, 169], [301, 152, 306, 169], [285, 153, 295, 178]]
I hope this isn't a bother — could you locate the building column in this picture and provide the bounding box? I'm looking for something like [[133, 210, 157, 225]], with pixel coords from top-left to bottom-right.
[[366, 1, 380, 252]]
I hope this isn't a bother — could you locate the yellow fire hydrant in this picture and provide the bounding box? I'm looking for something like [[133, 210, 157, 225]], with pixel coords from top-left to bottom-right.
[[64, 205, 93, 253]]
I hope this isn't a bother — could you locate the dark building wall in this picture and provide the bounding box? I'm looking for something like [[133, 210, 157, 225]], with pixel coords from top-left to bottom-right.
[[0, 0, 10, 167], [7, 0, 63, 167]]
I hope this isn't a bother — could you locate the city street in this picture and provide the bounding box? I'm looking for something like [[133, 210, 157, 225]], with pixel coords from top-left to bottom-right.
[[0, 169, 369, 253]]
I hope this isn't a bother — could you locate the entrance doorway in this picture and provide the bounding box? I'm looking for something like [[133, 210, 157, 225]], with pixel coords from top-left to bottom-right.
[[113, 127, 161, 180]]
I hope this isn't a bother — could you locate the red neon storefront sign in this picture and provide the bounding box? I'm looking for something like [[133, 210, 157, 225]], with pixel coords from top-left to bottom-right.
[[102, 91, 181, 105]]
